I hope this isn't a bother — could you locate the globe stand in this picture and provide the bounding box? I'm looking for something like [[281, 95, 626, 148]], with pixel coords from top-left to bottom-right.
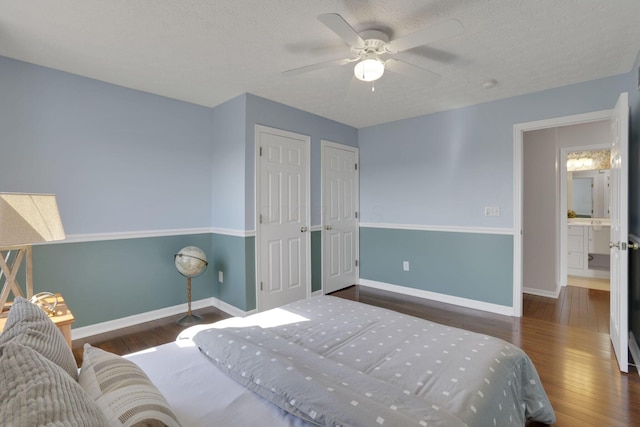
[[174, 247, 208, 326], [176, 277, 203, 326]]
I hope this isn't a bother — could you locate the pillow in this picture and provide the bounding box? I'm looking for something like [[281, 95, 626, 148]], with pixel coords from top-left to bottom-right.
[[0, 341, 109, 426], [79, 344, 182, 427], [0, 296, 78, 379]]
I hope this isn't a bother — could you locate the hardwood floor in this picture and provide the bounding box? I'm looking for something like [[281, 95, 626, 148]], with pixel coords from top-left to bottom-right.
[[72, 306, 231, 365], [72, 285, 640, 427], [524, 285, 610, 333]]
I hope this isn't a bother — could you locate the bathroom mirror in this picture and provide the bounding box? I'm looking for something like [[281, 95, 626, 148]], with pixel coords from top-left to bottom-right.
[[568, 169, 610, 218]]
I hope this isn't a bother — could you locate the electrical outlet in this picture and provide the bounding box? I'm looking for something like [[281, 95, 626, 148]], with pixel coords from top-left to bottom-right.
[[218, 271, 223, 283], [403, 261, 409, 271], [484, 206, 500, 216]]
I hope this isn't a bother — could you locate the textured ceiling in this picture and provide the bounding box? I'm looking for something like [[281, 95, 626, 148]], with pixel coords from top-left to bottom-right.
[[1, 0, 639, 128]]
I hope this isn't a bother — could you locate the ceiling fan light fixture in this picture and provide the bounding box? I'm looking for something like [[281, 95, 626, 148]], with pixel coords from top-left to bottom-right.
[[354, 56, 385, 82]]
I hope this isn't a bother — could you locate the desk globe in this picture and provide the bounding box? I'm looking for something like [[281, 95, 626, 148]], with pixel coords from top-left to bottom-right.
[[174, 246, 208, 326]]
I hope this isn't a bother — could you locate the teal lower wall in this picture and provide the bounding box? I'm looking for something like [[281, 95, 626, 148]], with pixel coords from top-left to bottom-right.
[[359, 227, 514, 306], [32, 234, 216, 328], [25, 227, 514, 329], [244, 236, 256, 311], [29, 230, 321, 329], [210, 234, 255, 312]]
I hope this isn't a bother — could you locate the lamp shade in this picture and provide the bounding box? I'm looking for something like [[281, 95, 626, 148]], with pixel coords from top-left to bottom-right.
[[354, 57, 385, 82], [0, 193, 66, 246]]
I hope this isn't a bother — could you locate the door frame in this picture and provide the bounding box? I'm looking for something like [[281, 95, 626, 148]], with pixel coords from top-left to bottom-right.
[[320, 140, 360, 294], [513, 109, 613, 316], [254, 124, 311, 312]]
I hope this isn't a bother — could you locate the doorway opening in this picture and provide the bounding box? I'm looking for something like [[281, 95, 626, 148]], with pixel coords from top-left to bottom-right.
[[520, 121, 614, 345], [514, 108, 613, 315], [563, 145, 611, 292], [514, 92, 629, 373]]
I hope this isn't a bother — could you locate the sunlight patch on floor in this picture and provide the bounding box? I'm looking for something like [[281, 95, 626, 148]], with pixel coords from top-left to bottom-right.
[[567, 275, 610, 291]]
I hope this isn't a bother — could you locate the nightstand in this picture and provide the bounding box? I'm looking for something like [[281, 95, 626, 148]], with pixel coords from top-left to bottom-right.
[[0, 293, 75, 349]]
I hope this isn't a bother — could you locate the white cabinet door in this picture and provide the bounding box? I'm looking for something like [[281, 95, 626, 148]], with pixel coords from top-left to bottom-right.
[[567, 226, 585, 270], [589, 227, 610, 254]]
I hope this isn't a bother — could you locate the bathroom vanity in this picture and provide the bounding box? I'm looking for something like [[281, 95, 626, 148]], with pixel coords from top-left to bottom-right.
[[567, 218, 610, 278]]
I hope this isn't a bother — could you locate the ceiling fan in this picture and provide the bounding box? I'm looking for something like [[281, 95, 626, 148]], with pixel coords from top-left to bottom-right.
[[284, 13, 463, 85]]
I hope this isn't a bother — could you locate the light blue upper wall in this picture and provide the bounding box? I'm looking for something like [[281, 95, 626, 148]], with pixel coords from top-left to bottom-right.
[[245, 94, 358, 228], [359, 74, 630, 228], [210, 94, 248, 231], [0, 56, 214, 234], [0, 56, 224, 327]]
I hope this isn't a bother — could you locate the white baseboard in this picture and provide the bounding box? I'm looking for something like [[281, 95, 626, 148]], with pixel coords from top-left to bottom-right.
[[210, 297, 249, 318], [522, 286, 560, 298], [71, 296, 247, 340], [630, 331, 640, 376], [358, 279, 514, 317], [72, 280, 518, 340]]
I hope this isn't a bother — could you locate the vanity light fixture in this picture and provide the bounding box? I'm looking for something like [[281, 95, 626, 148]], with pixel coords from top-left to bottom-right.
[[566, 157, 594, 171]]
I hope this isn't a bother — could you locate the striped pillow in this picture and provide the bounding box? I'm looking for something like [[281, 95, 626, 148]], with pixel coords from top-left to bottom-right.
[[79, 344, 182, 427], [0, 296, 78, 379], [0, 341, 109, 426]]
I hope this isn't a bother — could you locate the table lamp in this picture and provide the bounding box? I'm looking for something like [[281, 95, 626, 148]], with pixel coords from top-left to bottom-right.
[[0, 193, 66, 312]]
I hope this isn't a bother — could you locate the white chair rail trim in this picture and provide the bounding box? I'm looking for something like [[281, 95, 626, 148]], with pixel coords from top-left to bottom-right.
[[42, 228, 255, 244], [359, 222, 514, 235]]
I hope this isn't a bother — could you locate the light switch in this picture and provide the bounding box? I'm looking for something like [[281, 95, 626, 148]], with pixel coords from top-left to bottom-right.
[[484, 206, 500, 216], [403, 261, 409, 271], [218, 271, 223, 283]]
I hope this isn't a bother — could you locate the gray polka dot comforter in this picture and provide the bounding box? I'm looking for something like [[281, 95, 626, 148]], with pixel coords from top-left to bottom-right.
[[193, 296, 555, 427]]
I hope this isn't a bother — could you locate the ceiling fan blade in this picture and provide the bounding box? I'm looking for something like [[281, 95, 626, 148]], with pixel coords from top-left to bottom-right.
[[318, 13, 365, 48], [283, 58, 354, 76], [386, 19, 463, 53], [385, 59, 440, 83]]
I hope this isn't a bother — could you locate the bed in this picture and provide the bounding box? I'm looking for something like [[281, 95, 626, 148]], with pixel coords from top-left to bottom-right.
[[0, 295, 555, 426], [127, 295, 556, 427]]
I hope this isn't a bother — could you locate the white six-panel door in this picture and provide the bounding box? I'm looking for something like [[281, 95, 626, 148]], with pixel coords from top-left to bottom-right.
[[609, 92, 629, 373], [256, 126, 310, 311], [322, 141, 358, 294]]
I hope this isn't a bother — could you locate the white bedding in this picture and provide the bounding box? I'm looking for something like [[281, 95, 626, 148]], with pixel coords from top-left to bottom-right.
[[125, 339, 313, 427]]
